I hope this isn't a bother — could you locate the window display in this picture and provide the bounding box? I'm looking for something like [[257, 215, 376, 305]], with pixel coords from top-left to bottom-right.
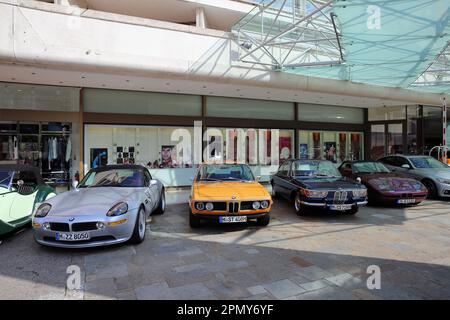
[[84, 125, 196, 187], [299, 130, 363, 163], [0, 122, 73, 190]]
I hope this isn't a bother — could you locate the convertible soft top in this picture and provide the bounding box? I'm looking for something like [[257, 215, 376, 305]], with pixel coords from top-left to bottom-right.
[[0, 164, 45, 185]]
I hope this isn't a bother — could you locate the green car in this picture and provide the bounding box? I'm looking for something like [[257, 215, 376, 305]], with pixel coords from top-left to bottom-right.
[[0, 165, 56, 236]]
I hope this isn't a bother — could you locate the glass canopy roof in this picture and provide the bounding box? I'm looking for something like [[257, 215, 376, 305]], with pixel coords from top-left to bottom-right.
[[232, 0, 450, 94]]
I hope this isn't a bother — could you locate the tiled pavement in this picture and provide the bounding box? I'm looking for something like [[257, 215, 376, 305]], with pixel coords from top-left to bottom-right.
[[0, 190, 450, 300]]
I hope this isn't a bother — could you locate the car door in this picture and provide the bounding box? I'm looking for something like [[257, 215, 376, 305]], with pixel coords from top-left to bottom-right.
[[273, 161, 292, 198], [145, 169, 159, 212], [142, 170, 155, 214]]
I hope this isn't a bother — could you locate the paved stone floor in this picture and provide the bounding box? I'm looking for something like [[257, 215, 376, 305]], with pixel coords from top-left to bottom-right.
[[0, 191, 449, 300]]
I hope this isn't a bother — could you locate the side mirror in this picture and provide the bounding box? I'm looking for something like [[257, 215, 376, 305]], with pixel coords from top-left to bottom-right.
[[401, 164, 411, 169], [72, 180, 79, 189], [256, 176, 262, 182], [356, 177, 362, 184], [150, 179, 158, 187]]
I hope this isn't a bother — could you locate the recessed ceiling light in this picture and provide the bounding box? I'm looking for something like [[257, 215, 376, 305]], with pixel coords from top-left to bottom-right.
[[31, 72, 36, 75], [126, 80, 130, 82], [236, 89, 240, 91], [81, 76, 86, 79], [203, 85, 207, 89], [166, 82, 170, 86], [102, 84, 106, 87], [11, 78, 15, 80], [141, 87, 145, 89], [59, 81, 64, 84]]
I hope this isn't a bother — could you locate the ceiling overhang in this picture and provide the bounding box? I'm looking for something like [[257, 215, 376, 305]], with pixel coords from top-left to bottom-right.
[[233, 0, 450, 94]]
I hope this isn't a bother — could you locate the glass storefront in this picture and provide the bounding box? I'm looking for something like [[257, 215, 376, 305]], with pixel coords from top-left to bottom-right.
[[84, 125, 196, 187], [299, 130, 363, 164], [205, 127, 295, 182]]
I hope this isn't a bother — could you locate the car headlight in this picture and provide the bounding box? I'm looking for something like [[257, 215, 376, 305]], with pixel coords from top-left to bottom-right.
[[107, 202, 128, 217], [195, 202, 205, 210], [252, 201, 261, 210], [352, 189, 367, 198], [260, 200, 269, 209], [437, 178, 450, 185], [35, 203, 52, 218], [302, 189, 328, 198], [205, 202, 214, 211]]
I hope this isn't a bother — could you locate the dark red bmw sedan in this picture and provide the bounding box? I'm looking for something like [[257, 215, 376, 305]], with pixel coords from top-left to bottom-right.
[[338, 161, 428, 206]]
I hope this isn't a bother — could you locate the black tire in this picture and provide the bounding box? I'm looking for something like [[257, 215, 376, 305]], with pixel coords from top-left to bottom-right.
[[422, 179, 438, 199], [345, 206, 358, 215], [153, 190, 166, 215], [294, 193, 306, 216], [189, 210, 201, 228], [257, 214, 270, 226], [129, 207, 146, 244], [270, 182, 277, 199]]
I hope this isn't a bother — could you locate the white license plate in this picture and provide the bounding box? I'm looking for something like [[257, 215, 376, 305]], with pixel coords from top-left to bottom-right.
[[219, 216, 247, 223], [329, 204, 352, 211], [397, 199, 416, 204], [55, 232, 90, 241]]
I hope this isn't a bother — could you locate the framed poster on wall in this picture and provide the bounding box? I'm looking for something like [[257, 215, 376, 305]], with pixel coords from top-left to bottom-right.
[[90, 148, 108, 168]]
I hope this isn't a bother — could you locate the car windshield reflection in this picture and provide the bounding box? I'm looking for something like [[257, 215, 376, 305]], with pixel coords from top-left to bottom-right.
[[78, 169, 145, 188], [292, 160, 341, 178], [197, 164, 255, 182]]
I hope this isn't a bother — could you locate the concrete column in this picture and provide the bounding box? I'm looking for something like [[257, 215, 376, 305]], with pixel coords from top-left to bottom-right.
[[196, 7, 208, 29]]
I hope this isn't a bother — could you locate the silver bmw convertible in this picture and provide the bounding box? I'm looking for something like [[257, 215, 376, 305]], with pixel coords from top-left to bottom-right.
[[32, 165, 165, 248]]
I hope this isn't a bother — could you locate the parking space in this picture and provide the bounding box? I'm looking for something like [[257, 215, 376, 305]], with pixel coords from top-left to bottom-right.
[[0, 191, 449, 300]]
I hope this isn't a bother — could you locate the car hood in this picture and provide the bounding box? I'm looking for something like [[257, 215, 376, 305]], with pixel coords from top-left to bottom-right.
[[44, 187, 142, 217], [194, 182, 270, 201], [365, 176, 423, 192], [294, 177, 363, 190]]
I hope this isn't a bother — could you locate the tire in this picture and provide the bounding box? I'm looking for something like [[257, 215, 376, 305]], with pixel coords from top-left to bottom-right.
[[189, 210, 201, 228], [129, 207, 146, 244], [153, 190, 166, 215], [257, 214, 270, 226], [345, 206, 358, 215], [270, 182, 277, 199], [422, 179, 438, 199], [294, 193, 306, 216]]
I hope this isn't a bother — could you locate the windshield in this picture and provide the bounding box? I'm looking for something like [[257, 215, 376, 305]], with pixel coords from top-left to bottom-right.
[[79, 169, 145, 188], [0, 171, 14, 190], [353, 162, 390, 173], [197, 165, 255, 182], [409, 157, 448, 169], [292, 161, 341, 178]]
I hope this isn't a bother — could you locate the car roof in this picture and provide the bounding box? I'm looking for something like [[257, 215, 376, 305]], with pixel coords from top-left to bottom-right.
[[89, 164, 147, 172]]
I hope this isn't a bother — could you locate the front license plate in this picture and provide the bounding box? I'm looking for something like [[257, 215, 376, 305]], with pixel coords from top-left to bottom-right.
[[55, 232, 90, 241], [219, 216, 247, 223], [397, 198, 416, 204], [329, 204, 352, 211]]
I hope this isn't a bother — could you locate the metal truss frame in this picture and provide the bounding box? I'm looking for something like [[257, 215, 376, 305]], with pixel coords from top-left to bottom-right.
[[232, 0, 344, 70], [410, 41, 450, 91]]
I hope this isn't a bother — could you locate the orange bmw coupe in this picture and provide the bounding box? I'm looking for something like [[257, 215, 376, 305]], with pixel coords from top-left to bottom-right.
[[189, 164, 272, 228]]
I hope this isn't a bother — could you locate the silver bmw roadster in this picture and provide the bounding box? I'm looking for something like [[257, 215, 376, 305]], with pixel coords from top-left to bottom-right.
[[32, 165, 165, 248]]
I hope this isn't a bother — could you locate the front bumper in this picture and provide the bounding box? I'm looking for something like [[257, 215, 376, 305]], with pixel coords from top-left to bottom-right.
[[193, 212, 269, 220], [300, 200, 368, 210], [32, 209, 138, 248], [437, 183, 450, 197]]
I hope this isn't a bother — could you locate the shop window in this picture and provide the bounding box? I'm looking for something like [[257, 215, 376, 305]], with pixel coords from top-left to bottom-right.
[[206, 97, 294, 120], [0, 82, 79, 111], [83, 89, 202, 116], [298, 104, 364, 124], [84, 125, 197, 187], [368, 106, 406, 121], [299, 130, 363, 163], [423, 106, 442, 154]]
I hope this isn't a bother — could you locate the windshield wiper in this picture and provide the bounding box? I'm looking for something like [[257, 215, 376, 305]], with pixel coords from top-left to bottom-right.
[[200, 178, 223, 182]]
